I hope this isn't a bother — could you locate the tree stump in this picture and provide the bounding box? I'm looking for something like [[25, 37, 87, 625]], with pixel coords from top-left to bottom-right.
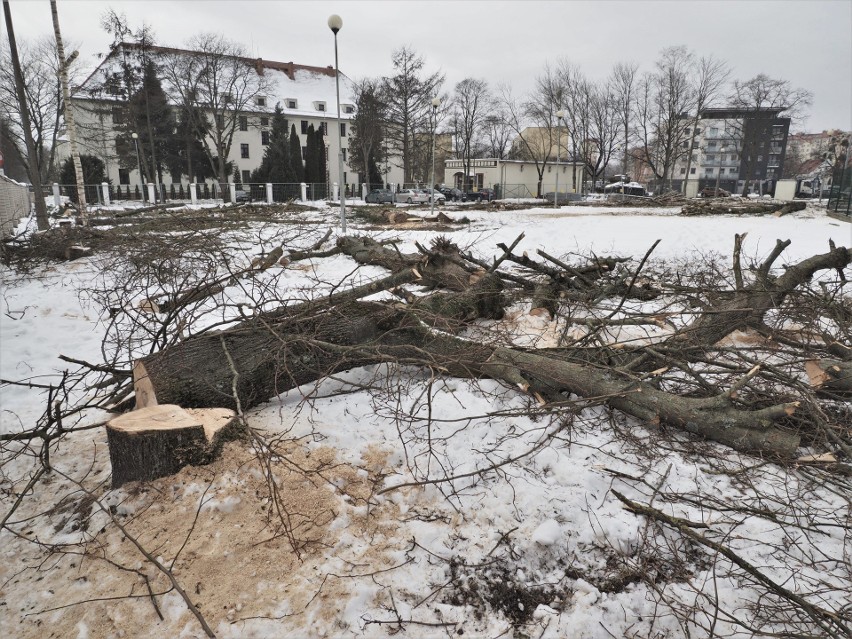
[[106, 404, 243, 488]]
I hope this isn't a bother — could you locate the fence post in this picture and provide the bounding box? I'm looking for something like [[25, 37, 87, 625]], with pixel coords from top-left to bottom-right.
[[333, 182, 339, 201], [228, 182, 236, 204], [52, 183, 61, 208], [190, 183, 197, 205], [101, 182, 110, 206], [266, 183, 273, 204], [361, 183, 367, 200], [300, 182, 307, 202], [146, 182, 156, 203]]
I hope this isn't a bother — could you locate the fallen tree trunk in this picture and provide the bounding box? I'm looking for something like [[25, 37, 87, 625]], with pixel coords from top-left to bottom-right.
[[133, 301, 800, 456]]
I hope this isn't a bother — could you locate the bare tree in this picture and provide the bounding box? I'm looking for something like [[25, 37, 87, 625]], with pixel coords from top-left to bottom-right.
[[500, 64, 562, 198], [381, 46, 444, 184], [609, 62, 638, 176], [161, 34, 269, 200], [728, 74, 813, 194], [451, 78, 493, 190], [0, 35, 79, 188], [680, 55, 730, 193], [633, 46, 696, 193], [584, 82, 620, 189], [3, 1, 50, 229], [482, 112, 512, 160]]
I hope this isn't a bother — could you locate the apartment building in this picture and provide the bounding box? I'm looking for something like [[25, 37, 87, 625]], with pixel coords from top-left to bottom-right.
[[673, 107, 790, 196]]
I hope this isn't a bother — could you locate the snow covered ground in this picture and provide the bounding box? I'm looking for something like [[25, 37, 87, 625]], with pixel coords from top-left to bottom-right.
[[0, 202, 849, 638]]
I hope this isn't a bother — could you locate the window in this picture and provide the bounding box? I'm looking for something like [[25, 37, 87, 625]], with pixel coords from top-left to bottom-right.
[[256, 96, 266, 107], [260, 117, 269, 127], [705, 168, 714, 175], [216, 114, 224, 129], [287, 99, 297, 109], [706, 155, 715, 163], [680, 168, 686, 175], [241, 143, 250, 159], [682, 141, 689, 149], [707, 141, 717, 148], [118, 168, 130, 185], [340, 123, 346, 137], [690, 167, 696, 175], [685, 128, 691, 135], [241, 170, 251, 183], [317, 102, 326, 112], [757, 155, 763, 162], [344, 105, 355, 114], [239, 116, 248, 131], [261, 131, 270, 146], [112, 107, 125, 125], [709, 127, 719, 136], [301, 120, 308, 134], [319, 122, 327, 135], [342, 148, 347, 161], [220, 93, 233, 104]]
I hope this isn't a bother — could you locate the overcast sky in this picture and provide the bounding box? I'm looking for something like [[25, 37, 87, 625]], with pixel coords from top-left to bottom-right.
[[6, 0, 851, 132]]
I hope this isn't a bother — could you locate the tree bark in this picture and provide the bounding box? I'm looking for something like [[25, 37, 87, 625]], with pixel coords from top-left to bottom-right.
[[106, 405, 242, 487]]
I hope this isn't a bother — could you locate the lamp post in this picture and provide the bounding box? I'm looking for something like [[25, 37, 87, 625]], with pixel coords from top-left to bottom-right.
[[554, 110, 565, 208], [429, 96, 440, 217], [328, 14, 346, 233], [131, 132, 145, 203]]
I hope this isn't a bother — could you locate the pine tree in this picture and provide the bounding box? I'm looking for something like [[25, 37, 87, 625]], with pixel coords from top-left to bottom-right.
[[250, 104, 293, 183], [128, 60, 177, 185], [289, 124, 304, 182], [304, 124, 317, 183]]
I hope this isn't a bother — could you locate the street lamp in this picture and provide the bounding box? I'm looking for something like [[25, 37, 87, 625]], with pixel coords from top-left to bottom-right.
[[131, 132, 145, 203], [430, 96, 440, 217], [554, 110, 565, 208], [328, 14, 346, 233]]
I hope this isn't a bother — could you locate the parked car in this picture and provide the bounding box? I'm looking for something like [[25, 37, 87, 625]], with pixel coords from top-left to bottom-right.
[[438, 186, 464, 202], [464, 190, 490, 202], [699, 187, 730, 198], [419, 188, 446, 204], [234, 189, 251, 203], [365, 189, 395, 204], [478, 188, 496, 201], [395, 189, 429, 204]]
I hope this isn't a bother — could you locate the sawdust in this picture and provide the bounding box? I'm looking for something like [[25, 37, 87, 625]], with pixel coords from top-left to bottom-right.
[[0, 431, 406, 639]]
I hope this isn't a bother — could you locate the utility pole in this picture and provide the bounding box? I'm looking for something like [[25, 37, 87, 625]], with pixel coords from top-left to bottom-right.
[[50, 0, 87, 223], [3, 0, 49, 230]]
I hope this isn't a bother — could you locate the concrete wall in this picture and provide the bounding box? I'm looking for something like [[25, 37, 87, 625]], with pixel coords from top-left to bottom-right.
[[0, 175, 30, 235]]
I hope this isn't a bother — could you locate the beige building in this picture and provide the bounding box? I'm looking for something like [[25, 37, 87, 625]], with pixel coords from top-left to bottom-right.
[[443, 158, 585, 198]]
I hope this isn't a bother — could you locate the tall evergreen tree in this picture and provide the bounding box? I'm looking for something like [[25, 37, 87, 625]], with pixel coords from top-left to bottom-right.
[[250, 104, 293, 183], [304, 124, 318, 183], [128, 59, 177, 184], [289, 124, 304, 182]]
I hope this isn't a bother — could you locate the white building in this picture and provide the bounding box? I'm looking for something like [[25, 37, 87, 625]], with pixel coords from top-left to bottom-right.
[[443, 158, 585, 199], [63, 43, 375, 192]]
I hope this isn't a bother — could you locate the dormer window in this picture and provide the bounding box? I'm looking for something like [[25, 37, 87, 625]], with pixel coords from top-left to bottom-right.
[[343, 104, 355, 114], [286, 99, 297, 109], [256, 96, 266, 107], [316, 102, 327, 112]]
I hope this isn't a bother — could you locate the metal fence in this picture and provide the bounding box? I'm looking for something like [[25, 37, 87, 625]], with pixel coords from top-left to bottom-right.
[[53, 182, 350, 204], [826, 161, 851, 219]]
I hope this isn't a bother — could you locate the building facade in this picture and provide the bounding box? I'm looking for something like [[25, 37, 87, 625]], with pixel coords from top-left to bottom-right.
[[62, 43, 372, 193], [672, 107, 790, 196], [443, 158, 585, 199]]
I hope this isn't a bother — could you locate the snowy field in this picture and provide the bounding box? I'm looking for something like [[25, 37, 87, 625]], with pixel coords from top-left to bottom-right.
[[1, 201, 850, 639]]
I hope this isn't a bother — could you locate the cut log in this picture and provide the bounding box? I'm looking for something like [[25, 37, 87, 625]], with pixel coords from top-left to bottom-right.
[[106, 404, 242, 487]]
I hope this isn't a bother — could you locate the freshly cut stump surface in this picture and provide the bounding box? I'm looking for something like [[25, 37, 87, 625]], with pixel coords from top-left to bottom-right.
[[106, 404, 241, 487]]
